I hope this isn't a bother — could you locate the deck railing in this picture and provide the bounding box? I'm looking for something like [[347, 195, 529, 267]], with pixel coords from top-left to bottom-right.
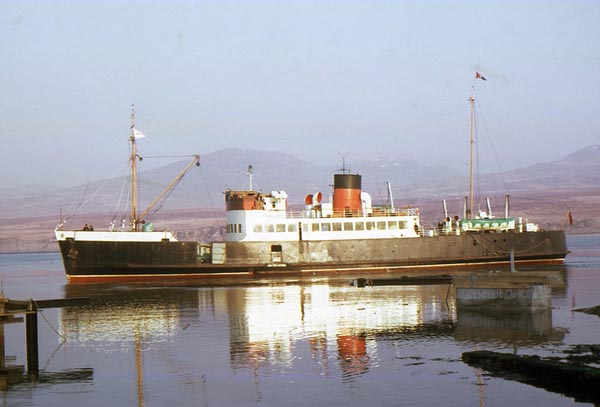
[[279, 207, 420, 219]]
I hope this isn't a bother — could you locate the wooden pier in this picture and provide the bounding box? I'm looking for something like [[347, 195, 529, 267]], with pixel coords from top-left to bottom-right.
[[0, 292, 90, 374]]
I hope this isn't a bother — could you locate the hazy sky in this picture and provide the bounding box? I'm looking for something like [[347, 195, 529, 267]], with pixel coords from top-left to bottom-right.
[[1, 0, 599, 188]]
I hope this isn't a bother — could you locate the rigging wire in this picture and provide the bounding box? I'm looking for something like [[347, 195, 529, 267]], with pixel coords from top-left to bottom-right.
[[59, 181, 90, 228], [469, 85, 511, 215], [133, 154, 205, 221], [474, 100, 481, 212], [111, 174, 130, 230], [140, 155, 199, 159], [74, 182, 90, 214], [200, 164, 220, 220], [474, 93, 510, 194], [60, 156, 131, 229]]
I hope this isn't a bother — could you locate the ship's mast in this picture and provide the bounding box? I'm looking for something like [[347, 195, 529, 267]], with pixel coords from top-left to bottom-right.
[[130, 105, 139, 231], [127, 106, 200, 230], [386, 181, 395, 212], [247, 165, 253, 191], [468, 86, 475, 218]]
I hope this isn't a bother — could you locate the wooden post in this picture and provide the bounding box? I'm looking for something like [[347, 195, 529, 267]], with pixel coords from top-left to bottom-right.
[[0, 324, 4, 371], [0, 296, 89, 377], [26, 300, 39, 374], [0, 291, 5, 370]]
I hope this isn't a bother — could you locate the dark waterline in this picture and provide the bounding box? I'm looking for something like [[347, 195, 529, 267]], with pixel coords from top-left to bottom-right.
[[0, 235, 599, 407]]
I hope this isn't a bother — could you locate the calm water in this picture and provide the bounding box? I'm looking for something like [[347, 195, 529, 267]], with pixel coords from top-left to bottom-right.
[[1, 234, 599, 407]]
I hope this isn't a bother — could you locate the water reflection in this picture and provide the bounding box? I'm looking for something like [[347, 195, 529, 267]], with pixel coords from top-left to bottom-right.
[[61, 271, 567, 384], [455, 269, 568, 346], [60, 287, 203, 347], [225, 283, 457, 381], [454, 308, 563, 344]]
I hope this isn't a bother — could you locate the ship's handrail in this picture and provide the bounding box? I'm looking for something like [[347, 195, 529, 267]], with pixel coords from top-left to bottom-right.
[[280, 207, 420, 219], [418, 227, 439, 237]]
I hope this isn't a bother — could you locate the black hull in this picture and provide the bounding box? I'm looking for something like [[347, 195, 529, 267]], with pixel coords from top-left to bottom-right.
[[57, 230, 568, 282]]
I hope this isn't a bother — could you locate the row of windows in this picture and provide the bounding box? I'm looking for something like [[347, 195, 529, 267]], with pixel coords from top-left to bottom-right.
[[226, 224, 243, 234], [253, 224, 298, 233], [306, 220, 408, 232], [245, 220, 410, 234]]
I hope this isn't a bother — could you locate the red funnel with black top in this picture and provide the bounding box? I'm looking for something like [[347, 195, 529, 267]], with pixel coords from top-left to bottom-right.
[[332, 173, 361, 217]]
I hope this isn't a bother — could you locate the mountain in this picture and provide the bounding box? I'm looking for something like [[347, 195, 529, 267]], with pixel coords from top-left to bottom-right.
[[1, 145, 599, 228], [0, 148, 464, 220], [391, 144, 600, 199], [502, 144, 600, 192]]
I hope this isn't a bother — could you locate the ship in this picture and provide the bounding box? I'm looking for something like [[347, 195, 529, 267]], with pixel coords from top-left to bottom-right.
[[55, 96, 568, 282]]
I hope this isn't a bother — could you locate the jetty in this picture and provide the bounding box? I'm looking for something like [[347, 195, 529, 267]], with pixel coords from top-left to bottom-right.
[[351, 270, 561, 309], [0, 292, 89, 374]]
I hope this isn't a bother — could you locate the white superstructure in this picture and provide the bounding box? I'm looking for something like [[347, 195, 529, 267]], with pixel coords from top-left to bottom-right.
[[224, 174, 421, 243]]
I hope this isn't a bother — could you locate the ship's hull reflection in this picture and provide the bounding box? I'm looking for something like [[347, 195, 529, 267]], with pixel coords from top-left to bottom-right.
[[61, 273, 565, 381]]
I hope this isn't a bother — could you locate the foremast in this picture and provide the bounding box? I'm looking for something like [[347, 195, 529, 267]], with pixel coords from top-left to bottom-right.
[[128, 105, 200, 232]]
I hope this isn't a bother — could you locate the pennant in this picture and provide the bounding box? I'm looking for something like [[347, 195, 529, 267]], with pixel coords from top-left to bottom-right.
[[133, 127, 146, 139], [475, 72, 487, 81]]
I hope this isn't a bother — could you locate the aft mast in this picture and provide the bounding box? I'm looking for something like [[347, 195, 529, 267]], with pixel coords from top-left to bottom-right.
[[468, 72, 487, 219], [130, 105, 139, 231], [468, 86, 475, 218]]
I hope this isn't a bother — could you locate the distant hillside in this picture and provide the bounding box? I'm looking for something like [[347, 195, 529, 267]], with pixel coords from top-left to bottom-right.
[[396, 144, 600, 198], [1, 144, 598, 233], [0, 148, 464, 220], [503, 144, 600, 192]]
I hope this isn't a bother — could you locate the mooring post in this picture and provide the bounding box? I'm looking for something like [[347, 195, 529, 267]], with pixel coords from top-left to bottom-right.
[[25, 299, 39, 374], [0, 290, 6, 370]]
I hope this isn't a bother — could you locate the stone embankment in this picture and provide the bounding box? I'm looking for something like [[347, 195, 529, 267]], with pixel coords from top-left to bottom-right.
[[462, 349, 600, 404]]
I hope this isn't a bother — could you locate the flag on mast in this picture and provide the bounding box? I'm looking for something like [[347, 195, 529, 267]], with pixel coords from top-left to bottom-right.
[[475, 72, 487, 81], [133, 127, 146, 139]]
